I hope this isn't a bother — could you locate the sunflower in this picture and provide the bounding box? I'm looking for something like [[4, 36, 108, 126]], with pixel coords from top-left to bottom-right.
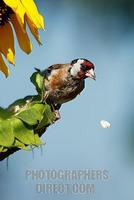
[[0, 0, 44, 77]]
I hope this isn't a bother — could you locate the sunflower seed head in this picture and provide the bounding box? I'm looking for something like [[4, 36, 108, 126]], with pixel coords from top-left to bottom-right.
[[0, 1, 13, 26]]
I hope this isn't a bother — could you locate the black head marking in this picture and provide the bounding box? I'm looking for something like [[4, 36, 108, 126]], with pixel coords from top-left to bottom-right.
[[71, 58, 91, 65], [71, 59, 79, 65]]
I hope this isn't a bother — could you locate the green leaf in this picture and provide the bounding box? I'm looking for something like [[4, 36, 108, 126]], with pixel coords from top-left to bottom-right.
[[0, 146, 8, 153], [16, 104, 45, 126], [7, 96, 42, 116], [30, 72, 44, 96], [0, 146, 3, 152], [37, 104, 55, 129], [34, 134, 44, 145], [0, 107, 12, 120], [14, 140, 31, 151], [8, 99, 27, 110], [0, 119, 14, 147], [1, 147, 8, 152], [11, 118, 36, 145]]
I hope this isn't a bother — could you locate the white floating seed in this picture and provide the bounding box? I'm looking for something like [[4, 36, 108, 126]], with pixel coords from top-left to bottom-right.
[[100, 120, 111, 128]]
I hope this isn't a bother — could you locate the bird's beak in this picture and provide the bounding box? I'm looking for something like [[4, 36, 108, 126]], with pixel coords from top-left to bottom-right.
[[85, 68, 96, 80]]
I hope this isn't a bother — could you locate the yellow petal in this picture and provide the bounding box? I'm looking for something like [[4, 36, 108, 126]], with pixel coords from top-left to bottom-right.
[[13, 1, 25, 28], [0, 54, 10, 77], [26, 15, 42, 45], [11, 14, 32, 54], [0, 23, 15, 65], [4, 0, 25, 28], [3, 0, 19, 10], [21, 0, 44, 29]]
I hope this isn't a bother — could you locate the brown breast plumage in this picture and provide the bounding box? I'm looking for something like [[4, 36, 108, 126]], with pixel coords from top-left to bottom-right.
[[44, 64, 85, 104]]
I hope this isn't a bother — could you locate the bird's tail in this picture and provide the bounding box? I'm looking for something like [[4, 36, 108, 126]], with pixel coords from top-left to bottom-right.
[[34, 67, 41, 73]]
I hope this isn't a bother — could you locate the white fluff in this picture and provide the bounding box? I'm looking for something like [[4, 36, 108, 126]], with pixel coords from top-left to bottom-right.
[[100, 120, 111, 128]]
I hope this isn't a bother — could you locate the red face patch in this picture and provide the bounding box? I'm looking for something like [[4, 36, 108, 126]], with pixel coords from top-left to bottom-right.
[[83, 60, 94, 70]]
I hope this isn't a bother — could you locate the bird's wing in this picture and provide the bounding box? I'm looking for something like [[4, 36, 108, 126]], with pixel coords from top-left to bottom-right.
[[42, 64, 70, 78]]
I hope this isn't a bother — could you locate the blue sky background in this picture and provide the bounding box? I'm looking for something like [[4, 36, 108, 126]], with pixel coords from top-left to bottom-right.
[[0, 0, 134, 199]]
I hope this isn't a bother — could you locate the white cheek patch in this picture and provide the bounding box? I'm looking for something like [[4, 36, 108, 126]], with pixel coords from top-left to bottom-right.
[[70, 59, 84, 77], [70, 63, 81, 77]]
